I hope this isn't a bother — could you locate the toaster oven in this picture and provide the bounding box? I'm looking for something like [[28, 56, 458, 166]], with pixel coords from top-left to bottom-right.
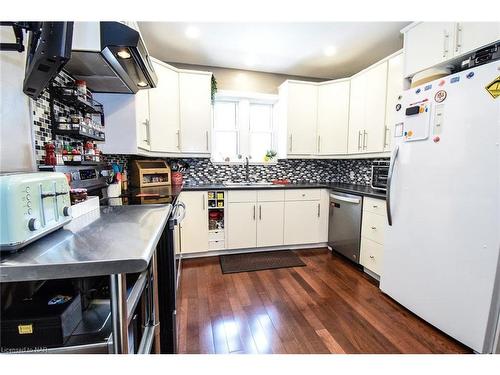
[[370, 160, 390, 191], [0, 172, 72, 251]]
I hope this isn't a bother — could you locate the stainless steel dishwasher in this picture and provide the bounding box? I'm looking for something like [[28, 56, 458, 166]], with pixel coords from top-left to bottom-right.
[[328, 191, 363, 263]]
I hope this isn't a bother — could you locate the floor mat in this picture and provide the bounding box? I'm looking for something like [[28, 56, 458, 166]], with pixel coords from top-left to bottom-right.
[[219, 250, 306, 274]]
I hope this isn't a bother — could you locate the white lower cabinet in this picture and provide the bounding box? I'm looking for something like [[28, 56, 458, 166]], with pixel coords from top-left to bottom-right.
[[318, 189, 330, 243], [360, 197, 387, 277], [179, 191, 209, 254], [359, 238, 384, 276], [181, 189, 329, 254], [283, 200, 321, 245], [227, 202, 257, 249], [257, 201, 285, 247]]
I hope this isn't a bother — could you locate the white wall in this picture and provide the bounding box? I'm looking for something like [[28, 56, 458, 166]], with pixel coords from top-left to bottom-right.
[[0, 27, 36, 173], [170, 62, 326, 94]]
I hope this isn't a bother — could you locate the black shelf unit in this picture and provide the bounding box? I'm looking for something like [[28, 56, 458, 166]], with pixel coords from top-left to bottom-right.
[[53, 128, 105, 142], [48, 83, 105, 142]]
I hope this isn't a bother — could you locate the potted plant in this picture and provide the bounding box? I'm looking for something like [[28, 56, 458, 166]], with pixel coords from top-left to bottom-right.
[[264, 150, 278, 163]]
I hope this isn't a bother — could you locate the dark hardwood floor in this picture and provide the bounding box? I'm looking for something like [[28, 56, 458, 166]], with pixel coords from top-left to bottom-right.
[[177, 248, 471, 354]]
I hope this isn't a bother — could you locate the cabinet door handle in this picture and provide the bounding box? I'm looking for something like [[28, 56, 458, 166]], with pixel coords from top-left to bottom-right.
[[176, 130, 181, 149], [443, 30, 450, 58], [289, 134, 293, 152], [369, 255, 375, 259], [143, 119, 150, 144], [357, 131, 363, 151], [205, 131, 209, 151], [259, 205, 262, 220], [202, 194, 205, 210], [383, 126, 390, 149], [371, 226, 377, 230], [253, 205, 256, 220], [363, 130, 368, 150], [317, 135, 321, 153], [455, 23, 462, 53], [317, 203, 320, 218]]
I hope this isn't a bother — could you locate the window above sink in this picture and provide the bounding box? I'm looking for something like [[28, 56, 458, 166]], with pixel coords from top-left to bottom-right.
[[211, 90, 280, 165]]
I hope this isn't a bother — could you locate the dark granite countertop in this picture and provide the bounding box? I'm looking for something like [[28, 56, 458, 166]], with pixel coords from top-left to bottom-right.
[[182, 182, 386, 200]]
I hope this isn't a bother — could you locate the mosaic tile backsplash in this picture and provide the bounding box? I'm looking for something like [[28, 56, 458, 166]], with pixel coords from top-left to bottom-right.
[[102, 154, 388, 186]]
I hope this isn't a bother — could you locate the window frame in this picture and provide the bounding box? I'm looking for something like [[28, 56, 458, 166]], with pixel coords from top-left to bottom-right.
[[211, 90, 279, 165], [212, 99, 241, 162]]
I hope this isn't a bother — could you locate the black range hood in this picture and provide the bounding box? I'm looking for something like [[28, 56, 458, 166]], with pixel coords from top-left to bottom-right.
[[64, 22, 157, 94]]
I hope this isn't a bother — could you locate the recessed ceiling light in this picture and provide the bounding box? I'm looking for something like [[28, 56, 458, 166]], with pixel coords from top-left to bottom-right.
[[137, 81, 148, 87], [323, 46, 337, 57], [117, 50, 131, 59], [185, 26, 200, 39]]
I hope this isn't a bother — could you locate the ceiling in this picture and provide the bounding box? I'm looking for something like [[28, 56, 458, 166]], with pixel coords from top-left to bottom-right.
[[138, 22, 410, 80]]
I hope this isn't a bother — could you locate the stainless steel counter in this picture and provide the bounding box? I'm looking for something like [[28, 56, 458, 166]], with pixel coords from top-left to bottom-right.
[[0, 205, 172, 283]]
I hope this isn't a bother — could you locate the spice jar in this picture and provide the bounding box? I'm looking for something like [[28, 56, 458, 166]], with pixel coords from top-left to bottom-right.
[[44, 142, 57, 166], [76, 80, 87, 98]]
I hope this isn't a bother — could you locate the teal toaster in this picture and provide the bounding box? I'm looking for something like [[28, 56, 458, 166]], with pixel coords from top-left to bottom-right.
[[0, 172, 72, 251]]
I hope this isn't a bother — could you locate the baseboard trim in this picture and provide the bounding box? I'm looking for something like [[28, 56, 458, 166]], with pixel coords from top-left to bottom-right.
[[363, 267, 381, 281], [181, 242, 328, 259]]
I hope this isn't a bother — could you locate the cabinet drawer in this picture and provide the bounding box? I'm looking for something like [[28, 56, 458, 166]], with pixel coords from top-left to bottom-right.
[[208, 240, 225, 250], [363, 197, 387, 216], [284, 189, 321, 201], [257, 190, 285, 202], [208, 230, 225, 241], [227, 190, 257, 203], [360, 238, 384, 276], [361, 211, 386, 245]]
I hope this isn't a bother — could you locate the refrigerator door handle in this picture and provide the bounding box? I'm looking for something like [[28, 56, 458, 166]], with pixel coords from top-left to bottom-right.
[[386, 144, 399, 226]]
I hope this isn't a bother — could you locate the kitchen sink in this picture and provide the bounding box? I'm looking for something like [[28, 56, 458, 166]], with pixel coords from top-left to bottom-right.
[[223, 181, 273, 187]]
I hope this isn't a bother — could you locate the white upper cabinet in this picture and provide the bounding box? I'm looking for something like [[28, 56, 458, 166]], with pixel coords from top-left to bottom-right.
[[316, 80, 350, 155], [98, 62, 212, 156], [96, 89, 150, 154], [148, 59, 180, 153], [178, 71, 212, 154], [280, 81, 318, 155], [363, 61, 388, 153], [135, 89, 151, 151], [384, 53, 404, 152], [456, 23, 500, 56], [403, 22, 456, 78], [402, 22, 500, 78], [348, 61, 388, 154], [347, 73, 365, 154]]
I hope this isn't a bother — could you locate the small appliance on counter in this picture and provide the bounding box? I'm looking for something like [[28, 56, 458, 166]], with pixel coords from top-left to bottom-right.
[[130, 159, 171, 188], [0, 172, 72, 252], [370, 160, 390, 191]]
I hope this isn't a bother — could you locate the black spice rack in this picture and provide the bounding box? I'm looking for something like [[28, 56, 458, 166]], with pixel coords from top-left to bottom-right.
[[52, 86, 104, 114], [54, 127, 105, 142], [48, 83, 106, 142]]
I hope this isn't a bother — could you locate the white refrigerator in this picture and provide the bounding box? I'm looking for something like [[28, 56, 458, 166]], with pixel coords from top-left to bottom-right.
[[380, 60, 500, 353]]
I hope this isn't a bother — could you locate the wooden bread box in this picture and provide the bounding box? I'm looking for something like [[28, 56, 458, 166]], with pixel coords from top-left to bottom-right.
[[130, 159, 171, 188]]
